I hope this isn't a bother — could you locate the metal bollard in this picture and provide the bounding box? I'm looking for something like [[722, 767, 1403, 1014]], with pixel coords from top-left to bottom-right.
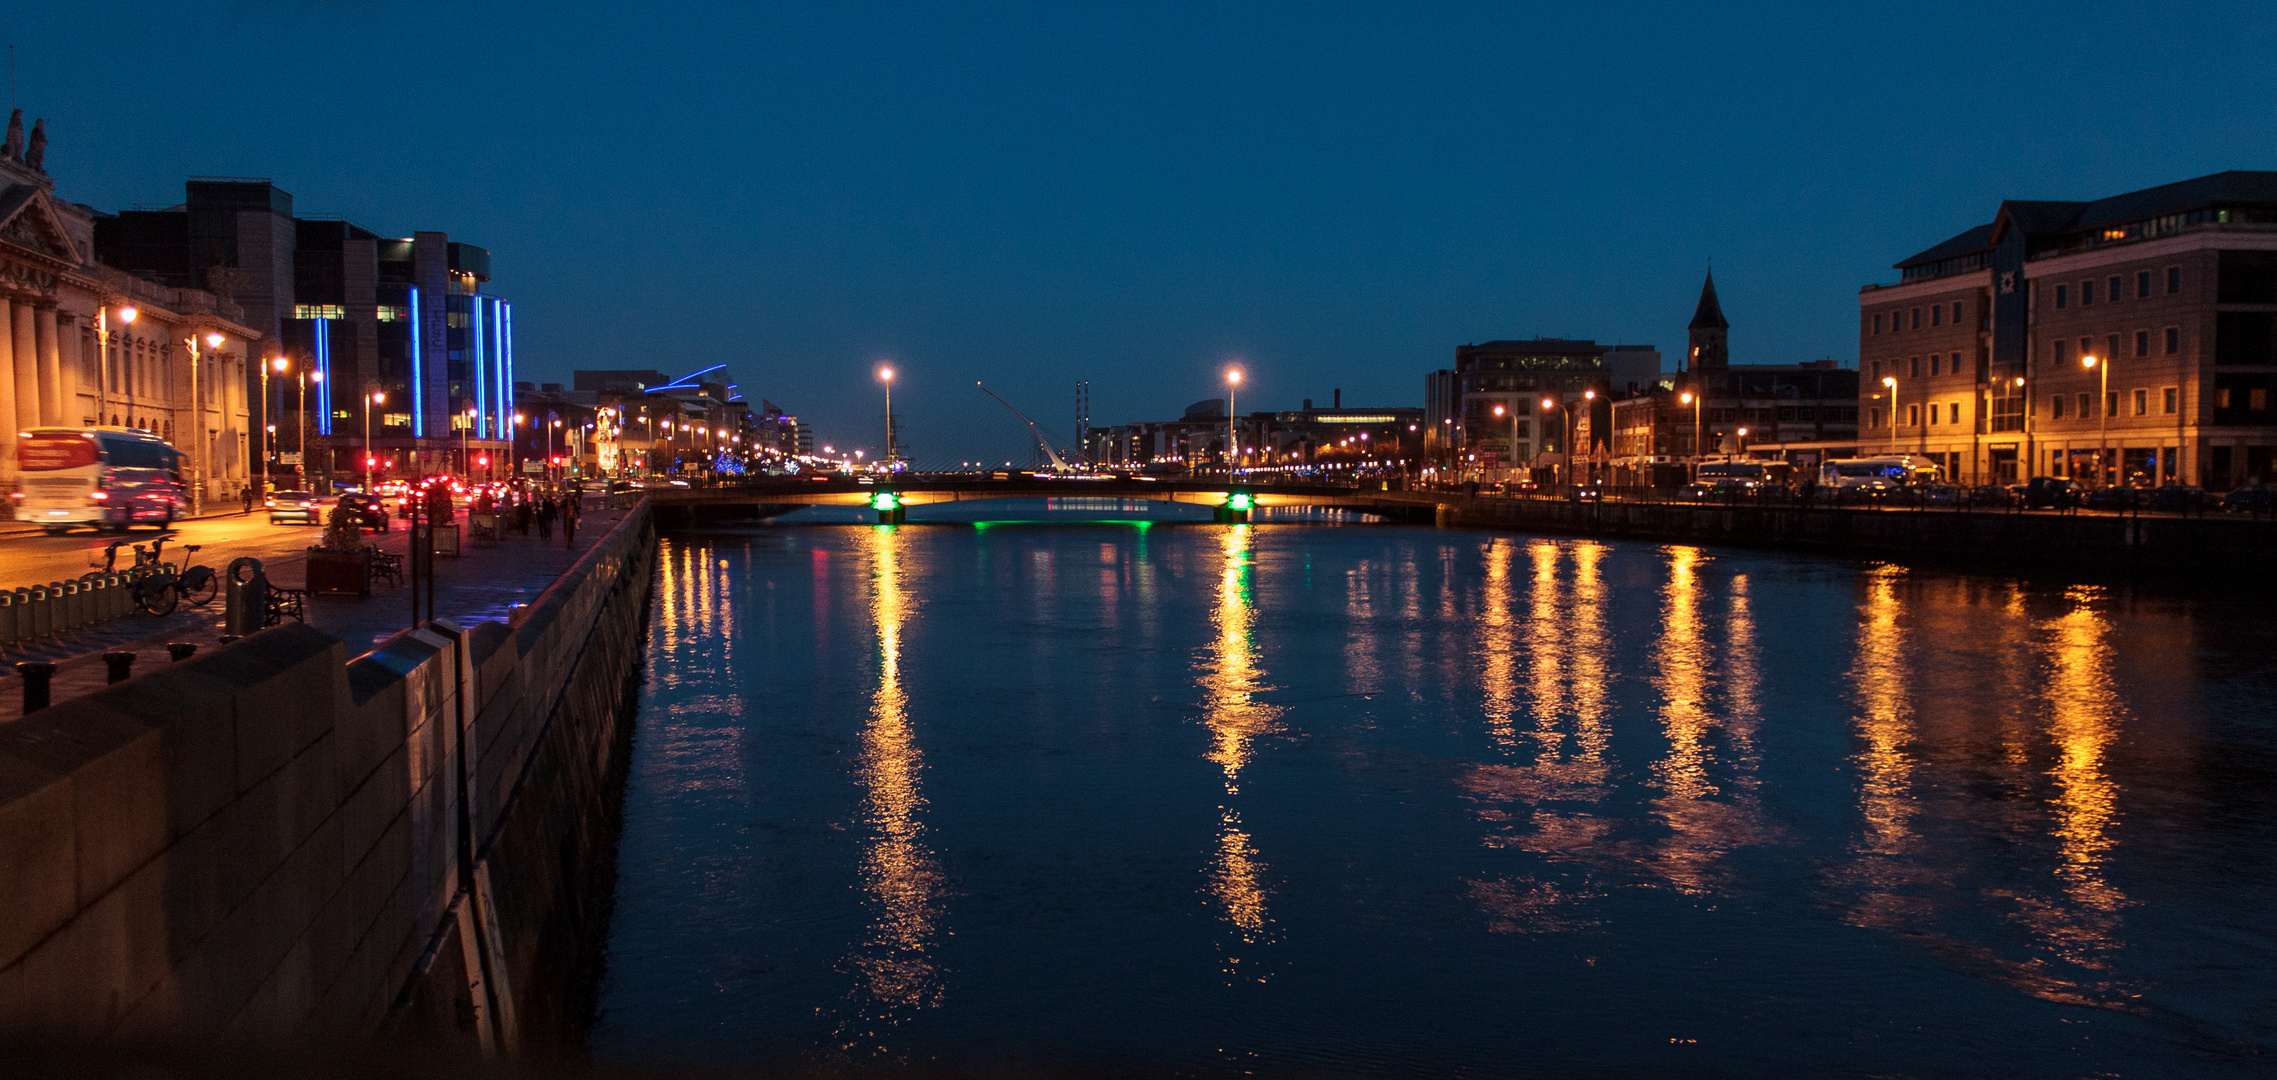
[[61, 581, 82, 631], [106, 574, 127, 619], [29, 586, 52, 639], [103, 650, 136, 684], [16, 661, 57, 713], [0, 592, 15, 646], [166, 642, 197, 662]]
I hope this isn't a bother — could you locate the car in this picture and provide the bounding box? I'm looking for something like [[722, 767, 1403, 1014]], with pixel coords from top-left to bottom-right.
[[266, 490, 322, 525], [1921, 483, 1967, 507], [1675, 482, 1716, 501], [2085, 485, 2140, 511], [2147, 485, 2210, 513], [2221, 484, 2276, 514], [2021, 477, 2081, 509], [1968, 484, 2015, 508], [1569, 483, 1604, 501], [335, 492, 391, 531]]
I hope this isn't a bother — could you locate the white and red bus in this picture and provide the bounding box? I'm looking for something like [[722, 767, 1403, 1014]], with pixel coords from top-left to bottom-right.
[[10, 428, 188, 534]]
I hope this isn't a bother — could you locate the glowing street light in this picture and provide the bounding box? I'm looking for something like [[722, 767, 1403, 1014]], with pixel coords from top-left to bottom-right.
[[1225, 367, 1244, 480], [878, 365, 897, 465], [2082, 354, 2109, 486]]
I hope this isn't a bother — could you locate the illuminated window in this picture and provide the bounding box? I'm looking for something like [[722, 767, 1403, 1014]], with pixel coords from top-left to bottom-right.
[[293, 304, 345, 320], [376, 305, 407, 322], [2163, 387, 2178, 415], [2132, 389, 2148, 416]]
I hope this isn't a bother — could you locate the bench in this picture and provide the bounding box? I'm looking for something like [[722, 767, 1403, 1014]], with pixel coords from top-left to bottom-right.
[[370, 550, 404, 587], [264, 584, 307, 626]]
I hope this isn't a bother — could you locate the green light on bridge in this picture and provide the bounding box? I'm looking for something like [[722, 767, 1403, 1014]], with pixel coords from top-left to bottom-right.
[[1226, 492, 1255, 512], [871, 491, 902, 511]]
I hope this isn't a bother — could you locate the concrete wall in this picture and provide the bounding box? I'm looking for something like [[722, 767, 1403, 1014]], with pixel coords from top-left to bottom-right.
[[0, 502, 656, 1051], [1412, 494, 2276, 574]]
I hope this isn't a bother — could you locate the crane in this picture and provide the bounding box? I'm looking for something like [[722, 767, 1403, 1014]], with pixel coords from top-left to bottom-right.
[[975, 382, 1074, 473]]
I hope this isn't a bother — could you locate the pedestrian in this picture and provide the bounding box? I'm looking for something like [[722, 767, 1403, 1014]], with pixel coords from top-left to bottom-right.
[[537, 495, 555, 539], [515, 493, 533, 536], [563, 503, 577, 546], [242, 485, 256, 515]]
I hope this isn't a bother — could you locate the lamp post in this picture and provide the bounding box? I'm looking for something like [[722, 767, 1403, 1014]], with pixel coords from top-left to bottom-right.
[[548, 416, 561, 483], [364, 391, 386, 492], [263, 356, 287, 495], [877, 366, 896, 467], [303, 369, 319, 486], [513, 412, 526, 482], [1225, 367, 1243, 480], [1882, 376, 1899, 456], [184, 331, 224, 516], [2082, 354, 2109, 487], [1679, 389, 1702, 479], [1492, 403, 1511, 484], [95, 303, 136, 429], [462, 408, 477, 479]]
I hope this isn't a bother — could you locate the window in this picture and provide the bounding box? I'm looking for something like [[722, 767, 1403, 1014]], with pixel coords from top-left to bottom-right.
[[2165, 326, 2179, 354], [2137, 270, 2152, 298], [292, 303, 345, 320], [2135, 330, 2150, 358], [2107, 391, 2119, 417], [2082, 280, 2096, 305], [1948, 403, 1962, 424], [2132, 388, 2148, 416], [1952, 301, 1964, 323], [2108, 334, 2121, 364], [2055, 284, 2069, 309], [2163, 387, 2178, 415], [2052, 394, 2067, 419], [2109, 276, 2123, 302], [1870, 407, 1884, 428], [1873, 313, 1884, 334], [2053, 339, 2069, 365], [1799, 407, 1814, 420], [1910, 356, 1921, 377], [376, 305, 407, 322], [1907, 404, 1921, 426], [2255, 388, 2271, 411], [2079, 392, 2093, 417], [1871, 359, 1882, 379], [2081, 336, 2094, 362], [1911, 308, 1922, 329], [1931, 305, 1943, 327], [1931, 355, 1941, 376], [2167, 266, 2181, 294]]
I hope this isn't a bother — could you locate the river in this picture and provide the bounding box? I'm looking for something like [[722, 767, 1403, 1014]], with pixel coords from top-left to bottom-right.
[[591, 513, 2276, 1077]]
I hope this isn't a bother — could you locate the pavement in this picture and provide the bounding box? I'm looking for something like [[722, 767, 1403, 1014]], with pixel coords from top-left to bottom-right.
[[0, 496, 636, 725]]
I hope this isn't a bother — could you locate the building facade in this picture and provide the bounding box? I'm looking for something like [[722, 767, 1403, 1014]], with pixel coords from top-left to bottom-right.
[[1860, 170, 2277, 488], [1447, 338, 1613, 478], [0, 121, 256, 508], [96, 179, 514, 487]]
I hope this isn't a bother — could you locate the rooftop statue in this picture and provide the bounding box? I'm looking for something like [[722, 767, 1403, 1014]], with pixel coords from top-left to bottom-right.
[[4, 110, 21, 162], [23, 119, 45, 172]]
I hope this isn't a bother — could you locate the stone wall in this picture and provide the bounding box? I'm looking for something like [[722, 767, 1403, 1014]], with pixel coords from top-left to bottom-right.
[[0, 501, 656, 1052]]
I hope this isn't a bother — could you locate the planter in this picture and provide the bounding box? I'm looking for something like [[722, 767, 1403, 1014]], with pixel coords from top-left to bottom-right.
[[306, 547, 372, 597], [430, 523, 461, 557]]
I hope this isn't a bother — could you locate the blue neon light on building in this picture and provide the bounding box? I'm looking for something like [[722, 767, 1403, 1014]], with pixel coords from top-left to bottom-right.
[[314, 318, 334, 435], [408, 287, 425, 437], [472, 297, 487, 438]]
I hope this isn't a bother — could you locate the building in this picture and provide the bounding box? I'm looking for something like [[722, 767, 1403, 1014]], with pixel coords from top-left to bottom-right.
[[1608, 272, 1859, 485], [1447, 337, 1614, 480], [1860, 170, 2277, 488], [0, 115, 257, 508], [95, 178, 515, 487]]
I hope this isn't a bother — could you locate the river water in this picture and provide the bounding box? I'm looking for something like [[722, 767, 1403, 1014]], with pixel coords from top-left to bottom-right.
[[591, 513, 2276, 1078]]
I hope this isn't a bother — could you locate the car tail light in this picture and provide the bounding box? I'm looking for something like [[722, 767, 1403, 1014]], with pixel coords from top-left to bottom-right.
[[265, 498, 275, 507], [89, 490, 109, 502], [7, 491, 20, 500]]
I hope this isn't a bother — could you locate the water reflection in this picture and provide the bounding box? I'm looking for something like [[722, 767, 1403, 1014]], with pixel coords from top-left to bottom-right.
[[1199, 526, 1281, 965], [840, 526, 946, 1037], [2024, 586, 2128, 972]]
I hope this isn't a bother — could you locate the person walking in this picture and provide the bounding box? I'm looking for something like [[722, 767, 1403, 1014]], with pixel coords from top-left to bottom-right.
[[563, 497, 578, 546], [242, 485, 256, 515], [515, 491, 533, 536], [537, 494, 555, 540]]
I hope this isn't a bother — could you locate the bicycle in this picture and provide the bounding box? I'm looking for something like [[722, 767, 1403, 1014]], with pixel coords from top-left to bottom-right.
[[113, 537, 218, 616]]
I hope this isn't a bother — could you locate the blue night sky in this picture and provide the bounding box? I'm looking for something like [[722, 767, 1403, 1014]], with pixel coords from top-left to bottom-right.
[[20, 1, 2277, 465]]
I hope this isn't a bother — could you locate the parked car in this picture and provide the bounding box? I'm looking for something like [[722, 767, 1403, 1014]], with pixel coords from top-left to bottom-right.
[[2021, 477, 2081, 509], [2085, 485, 2140, 511], [1569, 483, 1604, 502], [2147, 485, 2210, 513], [335, 492, 391, 531], [1921, 484, 1967, 507], [1675, 482, 1716, 501], [2221, 484, 2276, 514], [1968, 484, 2015, 508], [266, 490, 323, 525]]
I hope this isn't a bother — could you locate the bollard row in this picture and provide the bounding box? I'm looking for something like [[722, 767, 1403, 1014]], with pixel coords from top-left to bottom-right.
[[0, 569, 154, 648]]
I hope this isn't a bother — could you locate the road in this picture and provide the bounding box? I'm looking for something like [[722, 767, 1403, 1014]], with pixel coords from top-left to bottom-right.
[[0, 509, 346, 590]]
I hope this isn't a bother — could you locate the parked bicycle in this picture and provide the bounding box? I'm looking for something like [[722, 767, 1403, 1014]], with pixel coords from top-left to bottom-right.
[[100, 537, 217, 616]]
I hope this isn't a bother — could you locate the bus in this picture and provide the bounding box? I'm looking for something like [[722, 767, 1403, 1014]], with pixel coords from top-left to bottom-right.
[[10, 427, 187, 534], [1695, 460, 1795, 489], [1818, 455, 1941, 494]]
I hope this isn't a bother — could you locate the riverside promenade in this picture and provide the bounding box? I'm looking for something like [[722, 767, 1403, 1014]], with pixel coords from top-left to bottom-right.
[[0, 498, 632, 725]]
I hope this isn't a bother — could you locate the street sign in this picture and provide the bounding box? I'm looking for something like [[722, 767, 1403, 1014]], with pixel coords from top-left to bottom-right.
[[522, 461, 544, 474], [278, 452, 303, 465]]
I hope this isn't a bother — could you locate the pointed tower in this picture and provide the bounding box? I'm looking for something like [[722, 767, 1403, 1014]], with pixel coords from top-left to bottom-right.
[[1687, 269, 1729, 372]]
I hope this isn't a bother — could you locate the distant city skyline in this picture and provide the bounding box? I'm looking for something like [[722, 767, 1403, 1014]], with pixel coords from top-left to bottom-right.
[[14, 0, 2274, 463]]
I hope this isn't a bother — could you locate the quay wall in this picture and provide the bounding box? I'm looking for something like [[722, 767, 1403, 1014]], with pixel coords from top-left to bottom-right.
[[1401, 494, 2274, 574], [0, 501, 657, 1052]]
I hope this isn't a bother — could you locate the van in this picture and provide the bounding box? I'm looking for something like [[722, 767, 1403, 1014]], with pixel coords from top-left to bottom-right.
[[10, 428, 188, 534]]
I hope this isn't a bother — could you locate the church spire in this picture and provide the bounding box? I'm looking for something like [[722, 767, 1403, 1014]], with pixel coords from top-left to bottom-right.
[[1686, 268, 1729, 371], [1689, 268, 1729, 331]]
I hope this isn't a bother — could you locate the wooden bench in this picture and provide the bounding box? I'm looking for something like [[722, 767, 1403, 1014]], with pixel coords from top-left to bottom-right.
[[370, 550, 404, 587]]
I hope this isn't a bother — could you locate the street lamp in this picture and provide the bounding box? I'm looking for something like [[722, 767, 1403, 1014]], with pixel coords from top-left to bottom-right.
[[877, 366, 896, 466], [183, 331, 225, 515], [1225, 367, 1243, 480], [513, 412, 527, 481], [303, 368, 320, 485], [1881, 376, 1899, 455], [95, 303, 137, 429], [1679, 389, 1702, 476], [463, 408, 477, 479], [364, 391, 386, 492], [261, 356, 287, 494], [2082, 354, 2109, 487]]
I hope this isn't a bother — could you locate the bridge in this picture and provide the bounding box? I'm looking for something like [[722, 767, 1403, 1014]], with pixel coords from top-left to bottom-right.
[[643, 476, 1444, 523]]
